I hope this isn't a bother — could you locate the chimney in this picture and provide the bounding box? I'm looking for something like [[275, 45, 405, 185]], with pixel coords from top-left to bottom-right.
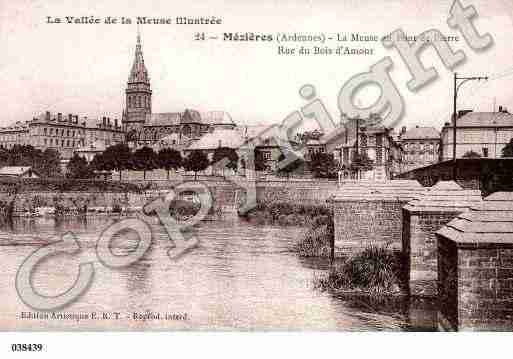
[[218, 139, 222, 147], [499, 105, 503, 112], [68, 114, 73, 123], [102, 116, 106, 127], [401, 126, 406, 135], [58, 113, 62, 122], [74, 115, 78, 124], [114, 119, 118, 128], [45, 111, 50, 121], [458, 109, 473, 118]]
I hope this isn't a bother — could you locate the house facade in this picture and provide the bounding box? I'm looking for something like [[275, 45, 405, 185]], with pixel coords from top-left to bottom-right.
[[440, 108, 513, 161], [398, 125, 441, 172], [0, 112, 124, 160]]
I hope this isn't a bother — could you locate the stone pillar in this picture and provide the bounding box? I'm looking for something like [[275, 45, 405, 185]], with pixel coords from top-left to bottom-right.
[[436, 192, 513, 331], [402, 181, 482, 296], [329, 180, 425, 255]]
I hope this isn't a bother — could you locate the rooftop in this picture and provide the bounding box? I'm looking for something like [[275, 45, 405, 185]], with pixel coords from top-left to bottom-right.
[[445, 111, 513, 128], [186, 129, 244, 150], [437, 191, 513, 246], [145, 110, 235, 127], [401, 126, 440, 140]]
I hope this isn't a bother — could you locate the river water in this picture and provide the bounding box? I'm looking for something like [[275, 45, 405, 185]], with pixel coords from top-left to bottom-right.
[[0, 216, 438, 331]]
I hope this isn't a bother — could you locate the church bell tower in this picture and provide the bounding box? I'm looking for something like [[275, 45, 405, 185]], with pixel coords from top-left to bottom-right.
[[122, 31, 152, 135]]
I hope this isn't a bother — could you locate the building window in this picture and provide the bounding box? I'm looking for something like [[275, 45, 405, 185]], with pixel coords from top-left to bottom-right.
[[44, 128, 47, 135], [44, 139, 47, 145], [263, 151, 272, 160], [483, 147, 489, 157]]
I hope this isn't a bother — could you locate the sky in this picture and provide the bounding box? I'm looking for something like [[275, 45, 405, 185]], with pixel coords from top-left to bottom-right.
[[1, 0, 512, 132]]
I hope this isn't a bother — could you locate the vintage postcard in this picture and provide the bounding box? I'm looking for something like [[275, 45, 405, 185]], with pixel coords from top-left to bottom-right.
[[1, 0, 513, 351]]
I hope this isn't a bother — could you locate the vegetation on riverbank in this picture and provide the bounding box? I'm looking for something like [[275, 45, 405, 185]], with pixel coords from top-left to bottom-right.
[[314, 246, 403, 296], [168, 199, 201, 219], [296, 215, 333, 257], [243, 201, 331, 226], [0, 177, 147, 193]]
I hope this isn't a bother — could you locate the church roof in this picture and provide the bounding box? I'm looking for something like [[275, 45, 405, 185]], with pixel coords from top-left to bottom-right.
[[128, 33, 150, 84], [145, 113, 182, 126], [144, 110, 235, 127]]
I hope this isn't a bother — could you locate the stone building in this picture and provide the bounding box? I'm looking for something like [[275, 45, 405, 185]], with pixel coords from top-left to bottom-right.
[[440, 107, 513, 161], [399, 125, 440, 172], [337, 120, 404, 180], [0, 111, 124, 160], [121, 33, 235, 149]]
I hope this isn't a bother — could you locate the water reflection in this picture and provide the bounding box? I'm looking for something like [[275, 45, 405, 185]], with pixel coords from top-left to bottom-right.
[[0, 216, 439, 331]]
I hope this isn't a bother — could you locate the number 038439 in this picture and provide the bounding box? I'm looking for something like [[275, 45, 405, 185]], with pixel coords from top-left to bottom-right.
[[11, 344, 43, 352]]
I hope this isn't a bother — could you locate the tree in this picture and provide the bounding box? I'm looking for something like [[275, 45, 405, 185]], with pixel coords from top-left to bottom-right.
[[102, 144, 133, 180], [157, 148, 182, 180], [212, 147, 239, 176], [276, 151, 303, 178], [133, 146, 158, 180], [254, 149, 268, 172], [183, 150, 210, 180], [66, 154, 93, 179], [350, 152, 374, 179], [0, 148, 9, 167], [502, 138, 513, 158], [89, 153, 106, 173], [36, 148, 61, 178], [462, 150, 482, 159], [308, 152, 337, 178]]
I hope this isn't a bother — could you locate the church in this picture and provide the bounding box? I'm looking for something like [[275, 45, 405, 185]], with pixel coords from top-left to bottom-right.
[[122, 33, 236, 151], [0, 32, 240, 166]]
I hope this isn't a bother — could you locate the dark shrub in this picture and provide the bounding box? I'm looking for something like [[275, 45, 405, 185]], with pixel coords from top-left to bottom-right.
[[315, 246, 403, 296]]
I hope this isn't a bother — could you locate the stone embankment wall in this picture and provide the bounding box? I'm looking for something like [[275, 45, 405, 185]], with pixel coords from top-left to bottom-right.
[[0, 178, 340, 216], [0, 191, 154, 216], [328, 180, 425, 254], [402, 181, 482, 295], [437, 192, 513, 331]]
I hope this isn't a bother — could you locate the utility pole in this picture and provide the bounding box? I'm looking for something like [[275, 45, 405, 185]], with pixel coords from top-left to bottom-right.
[[452, 72, 488, 180], [355, 117, 359, 180]]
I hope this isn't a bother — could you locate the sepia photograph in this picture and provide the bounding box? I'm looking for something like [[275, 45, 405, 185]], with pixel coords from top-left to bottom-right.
[[1, 0, 513, 356]]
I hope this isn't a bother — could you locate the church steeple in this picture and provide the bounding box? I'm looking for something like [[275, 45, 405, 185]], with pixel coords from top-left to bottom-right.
[[123, 31, 152, 133], [128, 31, 150, 84]]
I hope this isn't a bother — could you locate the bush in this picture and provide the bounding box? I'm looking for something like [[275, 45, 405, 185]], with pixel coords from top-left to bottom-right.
[[242, 200, 331, 227], [296, 224, 332, 257], [314, 246, 403, 296], [168, 200, 201, 219]]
